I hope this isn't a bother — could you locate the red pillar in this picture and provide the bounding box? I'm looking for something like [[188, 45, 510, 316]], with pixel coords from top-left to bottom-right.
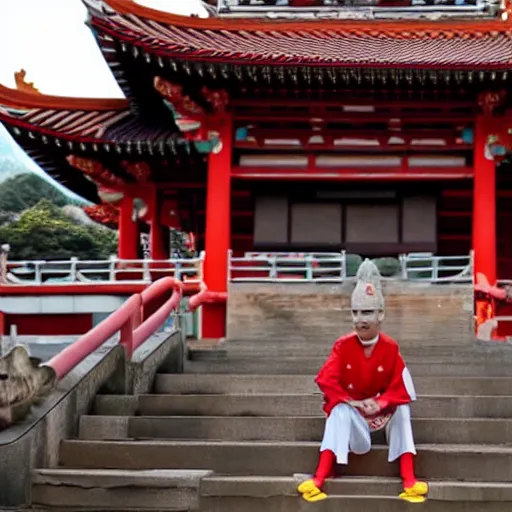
[[473, 115, 497, 285], [150, 190, 168, 261], [202, 115, 232, 339], [118, 196, 139, 260]]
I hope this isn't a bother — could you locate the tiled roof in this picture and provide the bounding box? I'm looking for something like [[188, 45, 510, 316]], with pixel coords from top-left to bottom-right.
[[89, 0, 512, 69]]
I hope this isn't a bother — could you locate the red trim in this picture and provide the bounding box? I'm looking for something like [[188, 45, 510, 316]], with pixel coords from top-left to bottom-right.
[[231, 166, 474, 180]]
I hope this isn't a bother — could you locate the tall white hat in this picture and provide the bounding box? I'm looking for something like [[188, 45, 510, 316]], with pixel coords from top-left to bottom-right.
[[351, 259, 385, 311]]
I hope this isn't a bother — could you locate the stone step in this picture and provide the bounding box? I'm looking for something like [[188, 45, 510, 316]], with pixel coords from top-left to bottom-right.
[[202, 475, 512, 502], [93, 394, 512, 419], [58, 440, 512, 482], [184, 359, 512, 376], [31, 468, 211, 511], [79, 415, 512, 445], [194, 344, 512, 361], [202, 492, 512, 512], [30, 471, 512, 511], [154, 374, 512, 396]]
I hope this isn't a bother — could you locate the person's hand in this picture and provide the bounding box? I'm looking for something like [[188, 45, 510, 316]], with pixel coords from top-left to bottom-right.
[[357, 398, 381, 417]]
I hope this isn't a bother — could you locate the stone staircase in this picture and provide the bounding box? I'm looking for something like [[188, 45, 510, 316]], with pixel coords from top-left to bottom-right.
[[31, 340, 512, 511]]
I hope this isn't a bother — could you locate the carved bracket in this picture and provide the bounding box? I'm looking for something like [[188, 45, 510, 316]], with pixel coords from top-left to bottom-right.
[[66, 155, 125, 188]]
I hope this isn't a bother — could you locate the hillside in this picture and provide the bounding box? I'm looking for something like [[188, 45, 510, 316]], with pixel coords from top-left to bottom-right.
[[0, 127, 26, 183], [0, 123, 88, 204]]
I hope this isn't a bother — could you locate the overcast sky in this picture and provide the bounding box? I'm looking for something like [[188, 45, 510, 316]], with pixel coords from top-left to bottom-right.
[[0, 0, 208, 97]]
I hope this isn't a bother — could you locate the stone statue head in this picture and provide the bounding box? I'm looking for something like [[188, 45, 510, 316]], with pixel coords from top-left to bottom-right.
[[0, 345, 56, 430]]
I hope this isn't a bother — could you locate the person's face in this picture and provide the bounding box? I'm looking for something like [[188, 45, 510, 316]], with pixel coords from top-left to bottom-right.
[[352, 309, 381, 341]]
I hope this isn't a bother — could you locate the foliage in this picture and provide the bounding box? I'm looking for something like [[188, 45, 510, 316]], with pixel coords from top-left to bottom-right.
[[346, 253, 363, 277], [372, 257, 401, 277], [0, 200, 117, 260], [0, 173, 83, 213], [170, 228, 195, 258]]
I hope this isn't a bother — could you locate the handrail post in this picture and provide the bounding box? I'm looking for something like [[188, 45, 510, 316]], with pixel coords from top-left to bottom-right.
[[270, 256, 277, 280], [400, 254, 408, 280], [432, 257, 440, 283], [227, 249, 233, 284], [108, 255, 116, 282], [120, 294, 141, 359], [35, 261, 42, 284], [341, 250, 347, 281], [305, 255, 313, 281], [70, 257, 78, 282]]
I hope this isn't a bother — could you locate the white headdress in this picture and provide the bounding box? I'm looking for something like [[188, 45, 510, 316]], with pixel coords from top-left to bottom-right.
[[351, 259, 385, 311]]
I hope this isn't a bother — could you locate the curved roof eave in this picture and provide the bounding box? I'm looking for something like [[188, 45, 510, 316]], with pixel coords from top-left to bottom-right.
[[0, 83, 128, 112]]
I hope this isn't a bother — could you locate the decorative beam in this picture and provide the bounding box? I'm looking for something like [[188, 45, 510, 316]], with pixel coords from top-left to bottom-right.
[[231, 165, 474, 180]]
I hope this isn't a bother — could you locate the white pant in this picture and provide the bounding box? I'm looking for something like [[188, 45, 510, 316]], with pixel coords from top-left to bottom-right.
[[320, 403, 416, 464]]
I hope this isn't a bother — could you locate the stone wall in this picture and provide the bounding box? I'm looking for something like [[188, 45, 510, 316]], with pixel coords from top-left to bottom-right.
[[227, 282, 473, 348]]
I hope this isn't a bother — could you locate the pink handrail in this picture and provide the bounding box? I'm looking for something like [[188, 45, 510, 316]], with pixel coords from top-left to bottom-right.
[[133, 277, 184, 352], [188, 289, 227, 312], [46, 278, 184, 380]]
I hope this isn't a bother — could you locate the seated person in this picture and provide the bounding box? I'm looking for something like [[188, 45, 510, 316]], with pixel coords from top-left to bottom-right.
[[297, 260, 428, 503]]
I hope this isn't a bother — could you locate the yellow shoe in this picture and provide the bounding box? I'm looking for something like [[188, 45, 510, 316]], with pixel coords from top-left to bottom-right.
[[297, 479, 328, 502], [399, 481, 429, 504]]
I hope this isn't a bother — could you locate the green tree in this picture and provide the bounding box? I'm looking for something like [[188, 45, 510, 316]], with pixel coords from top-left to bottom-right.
[[0, 173, 83, 213], [0, 200, 117, 260]]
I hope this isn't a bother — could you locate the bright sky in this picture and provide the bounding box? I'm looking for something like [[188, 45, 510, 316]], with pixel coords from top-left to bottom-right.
[[0, 0, 207, 199], [0, 0, 208, 97]]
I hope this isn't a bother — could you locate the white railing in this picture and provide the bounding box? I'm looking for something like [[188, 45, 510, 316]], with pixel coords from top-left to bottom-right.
[[229, 251, 472, 283], [2, 251, 472, 286], [217, 0, 499, 19], [4, 256, 204, 285]]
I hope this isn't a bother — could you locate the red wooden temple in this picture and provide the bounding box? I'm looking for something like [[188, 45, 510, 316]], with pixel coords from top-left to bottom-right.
[[2, 0, 512, 338]]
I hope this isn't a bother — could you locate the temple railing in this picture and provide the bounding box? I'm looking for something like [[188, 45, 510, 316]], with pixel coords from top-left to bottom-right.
[[229, 251, 472, 283], [3, 256, 203, 285], [217, 0, 500, 19]]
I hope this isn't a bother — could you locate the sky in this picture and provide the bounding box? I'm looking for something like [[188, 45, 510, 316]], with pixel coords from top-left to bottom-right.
[[0, 0, 208, 198]]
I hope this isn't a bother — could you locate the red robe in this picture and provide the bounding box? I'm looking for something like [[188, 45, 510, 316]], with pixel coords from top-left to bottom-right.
[[315, 332, 415, 428]]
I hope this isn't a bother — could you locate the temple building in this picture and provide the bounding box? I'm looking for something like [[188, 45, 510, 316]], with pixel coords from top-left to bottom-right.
[[1, 0, 512, 338]]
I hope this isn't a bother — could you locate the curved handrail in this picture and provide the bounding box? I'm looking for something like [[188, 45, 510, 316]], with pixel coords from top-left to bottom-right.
[[189, 289, 227, 312], [133, 278, 184, 351], [46, 278, 184, 380], [46, 294, 142, 380]]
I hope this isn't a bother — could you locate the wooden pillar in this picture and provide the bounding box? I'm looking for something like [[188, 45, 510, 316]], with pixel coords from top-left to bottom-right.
[[118, 197, 139, 260], [150, 189, 168, 261], [473, 115, 497, 285], [202, 115, 232, 339]]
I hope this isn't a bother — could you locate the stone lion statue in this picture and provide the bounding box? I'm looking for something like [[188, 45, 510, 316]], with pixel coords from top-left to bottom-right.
[[0, 345, 56, 430]]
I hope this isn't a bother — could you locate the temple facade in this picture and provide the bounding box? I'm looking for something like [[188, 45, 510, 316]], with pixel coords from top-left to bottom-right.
[[2, 0, 512, 338]]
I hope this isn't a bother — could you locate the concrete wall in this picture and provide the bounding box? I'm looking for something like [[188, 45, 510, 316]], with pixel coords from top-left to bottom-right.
[[227, 282, 473, 348], [0, 330, 185, 508]]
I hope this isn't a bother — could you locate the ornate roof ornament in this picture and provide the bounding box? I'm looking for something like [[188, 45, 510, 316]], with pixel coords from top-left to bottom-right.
[[14, 69, 40, 95]]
